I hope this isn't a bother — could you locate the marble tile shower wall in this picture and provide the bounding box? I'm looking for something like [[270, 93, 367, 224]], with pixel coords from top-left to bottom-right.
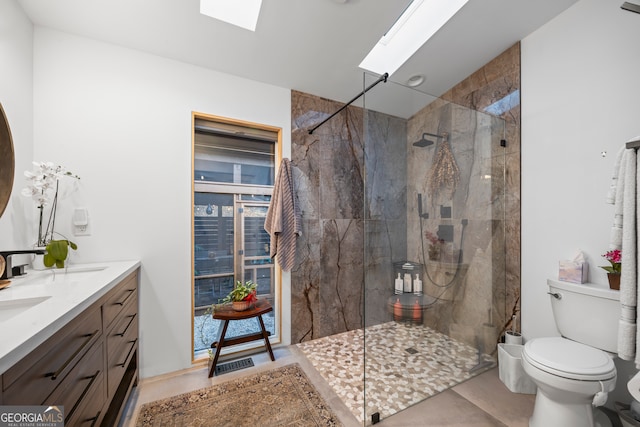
[[291, 90, 366, 343], [362, 110, 408, 327], [439, 42, 522, 348], [406, 100, 506, 353], [290, 90, 408, 342], [289, 42, 520, 345]]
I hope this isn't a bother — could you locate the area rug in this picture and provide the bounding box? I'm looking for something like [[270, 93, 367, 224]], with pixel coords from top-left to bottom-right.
[[135, 363, 343, 427]]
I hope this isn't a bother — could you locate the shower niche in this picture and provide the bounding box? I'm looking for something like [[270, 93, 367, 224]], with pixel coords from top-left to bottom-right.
[[363, 75, 507, 424]]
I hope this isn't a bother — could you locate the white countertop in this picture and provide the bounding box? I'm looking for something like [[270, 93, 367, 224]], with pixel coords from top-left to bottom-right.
[[0, 260, 141, 375]]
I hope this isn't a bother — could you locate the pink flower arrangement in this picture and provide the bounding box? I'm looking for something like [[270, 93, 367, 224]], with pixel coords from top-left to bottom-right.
[[425, 231, 444, 261], [600, 249, 622, 274], [425, 231, 444, 246]]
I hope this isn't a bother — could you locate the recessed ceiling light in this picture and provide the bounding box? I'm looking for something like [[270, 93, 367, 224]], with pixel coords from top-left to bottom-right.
[[359, 0, 470, 76], [407, 74, 425, 87], [200, 0, 263, 31]]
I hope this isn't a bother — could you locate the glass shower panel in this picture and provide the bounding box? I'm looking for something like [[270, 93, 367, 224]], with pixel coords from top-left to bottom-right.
[[362, 74, 506, 424]]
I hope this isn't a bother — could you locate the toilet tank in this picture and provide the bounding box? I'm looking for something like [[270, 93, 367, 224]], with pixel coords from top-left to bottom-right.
[[548, 279, 620, 353]]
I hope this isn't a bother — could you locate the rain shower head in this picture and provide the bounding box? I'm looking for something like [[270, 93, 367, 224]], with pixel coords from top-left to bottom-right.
[[413, 132, 445, 148], [413, 136, 434, 147]]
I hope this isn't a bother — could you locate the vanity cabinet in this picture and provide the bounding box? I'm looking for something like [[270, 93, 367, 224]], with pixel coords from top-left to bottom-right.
[[102, 272, 139, 427], [0, 269, 139, 427]]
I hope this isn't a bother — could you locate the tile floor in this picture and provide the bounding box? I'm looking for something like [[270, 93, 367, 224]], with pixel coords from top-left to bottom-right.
[[121, 343, 536, 427], [297, 322, 495, 423]]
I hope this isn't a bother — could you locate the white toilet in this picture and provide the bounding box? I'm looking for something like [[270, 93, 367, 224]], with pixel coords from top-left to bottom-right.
[[521, 279, 620, 427]]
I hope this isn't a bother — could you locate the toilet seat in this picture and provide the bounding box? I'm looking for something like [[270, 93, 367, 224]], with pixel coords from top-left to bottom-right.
[[523, 337, 615, 381]]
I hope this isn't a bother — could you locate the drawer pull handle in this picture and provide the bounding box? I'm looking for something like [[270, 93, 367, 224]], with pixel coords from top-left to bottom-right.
[[118, 340, 137, 368], [66, 370, 100, 422], [86, 411, 101, 427], [45, 330, 99, 380], [114, 289, 135, 306], [116, 314, 137, 337]]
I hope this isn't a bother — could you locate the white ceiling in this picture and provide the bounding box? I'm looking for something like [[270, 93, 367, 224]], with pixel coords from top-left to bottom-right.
[[18, 0, 579, 119]]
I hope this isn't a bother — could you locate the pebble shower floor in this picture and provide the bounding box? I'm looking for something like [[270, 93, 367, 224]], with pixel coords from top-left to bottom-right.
[[297, 321, 493, 424]]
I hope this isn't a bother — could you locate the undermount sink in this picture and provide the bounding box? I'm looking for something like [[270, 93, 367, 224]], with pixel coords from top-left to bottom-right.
[[13, 266, 108, 285], [49, 266, 106, 275], [47, 266, 106, 281], [0, 296, 51, 322]]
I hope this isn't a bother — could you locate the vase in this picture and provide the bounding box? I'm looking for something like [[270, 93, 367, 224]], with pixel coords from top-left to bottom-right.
[[607, 273, 621, 290], [232, 300, 252, 311], [31, 246, 48, 271]]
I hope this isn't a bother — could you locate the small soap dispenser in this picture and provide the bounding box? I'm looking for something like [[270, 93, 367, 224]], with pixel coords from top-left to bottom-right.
[[403, 273, 412, 293], [394, 273, 403, 294], [413, 274, 422, 295]]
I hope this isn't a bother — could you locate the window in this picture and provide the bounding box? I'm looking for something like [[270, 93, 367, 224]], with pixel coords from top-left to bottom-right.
[[192, 113, 281, 361]]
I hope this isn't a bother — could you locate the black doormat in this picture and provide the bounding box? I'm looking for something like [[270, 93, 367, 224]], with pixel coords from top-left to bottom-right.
[[215, 357, 254, 375]]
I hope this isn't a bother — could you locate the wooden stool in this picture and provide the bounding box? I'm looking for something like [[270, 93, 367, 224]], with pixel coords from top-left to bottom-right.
[[208, 299, 275, 377]]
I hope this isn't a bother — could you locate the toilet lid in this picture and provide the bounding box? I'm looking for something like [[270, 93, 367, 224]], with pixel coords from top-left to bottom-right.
[[523, 337, 616, 380]]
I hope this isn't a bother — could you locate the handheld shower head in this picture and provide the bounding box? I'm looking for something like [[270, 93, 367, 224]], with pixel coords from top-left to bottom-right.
[[413, 132, 445, 148]]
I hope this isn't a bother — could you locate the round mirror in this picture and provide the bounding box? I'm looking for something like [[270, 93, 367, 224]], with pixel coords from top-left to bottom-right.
[[0, 103, 15, 218]]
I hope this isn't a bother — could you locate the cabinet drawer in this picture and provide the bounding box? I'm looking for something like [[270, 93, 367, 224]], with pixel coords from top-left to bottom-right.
[[106, 297, 138, 359], [45, 341, 105, 425], [103, 271, 138, 330], [67, 381, 105, 427], [107, 317, 138, 399], [2, 306, 102, 405]]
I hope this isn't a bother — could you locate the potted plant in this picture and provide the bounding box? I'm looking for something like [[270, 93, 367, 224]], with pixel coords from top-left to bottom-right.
[[600, 249, 621, 290], [44, 238, 78, 268], [22, 161, 80, 247], [220, 280, 258, 312]]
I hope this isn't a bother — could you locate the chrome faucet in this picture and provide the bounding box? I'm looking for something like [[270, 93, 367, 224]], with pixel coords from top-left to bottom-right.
[[0, 250, 46, 280]]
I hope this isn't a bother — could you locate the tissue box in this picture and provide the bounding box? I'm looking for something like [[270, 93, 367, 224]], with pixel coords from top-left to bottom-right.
[[559, 260, 587, 284]]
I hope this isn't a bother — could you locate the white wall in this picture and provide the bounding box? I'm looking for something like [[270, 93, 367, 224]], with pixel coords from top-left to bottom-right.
[[31, 27, 291, 378], [522, 0, 640, 402], [0, 1, 34, 250]]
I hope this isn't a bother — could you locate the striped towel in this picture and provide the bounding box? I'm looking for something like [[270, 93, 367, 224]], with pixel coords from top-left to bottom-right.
[[264, 158, 301, 271]]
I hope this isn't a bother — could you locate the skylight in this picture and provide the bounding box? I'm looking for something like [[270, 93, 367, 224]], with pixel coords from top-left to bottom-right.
[[359, 0, 469, 76], [200, 0, 263, 31]]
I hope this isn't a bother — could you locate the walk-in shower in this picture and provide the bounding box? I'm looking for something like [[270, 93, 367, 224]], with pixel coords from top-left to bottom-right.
[[290, 72, 510, 425], [361, 74, 507, 424]]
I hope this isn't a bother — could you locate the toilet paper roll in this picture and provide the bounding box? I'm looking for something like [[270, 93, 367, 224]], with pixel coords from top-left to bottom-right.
[[505, 331, 523, 345]]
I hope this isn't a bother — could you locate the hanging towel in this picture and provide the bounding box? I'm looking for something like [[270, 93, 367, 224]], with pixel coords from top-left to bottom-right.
[[609, 148, 627, 250], [613, 148, 639, 365], [607, 146, 626, 206], [264, 158, 301, 272]]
